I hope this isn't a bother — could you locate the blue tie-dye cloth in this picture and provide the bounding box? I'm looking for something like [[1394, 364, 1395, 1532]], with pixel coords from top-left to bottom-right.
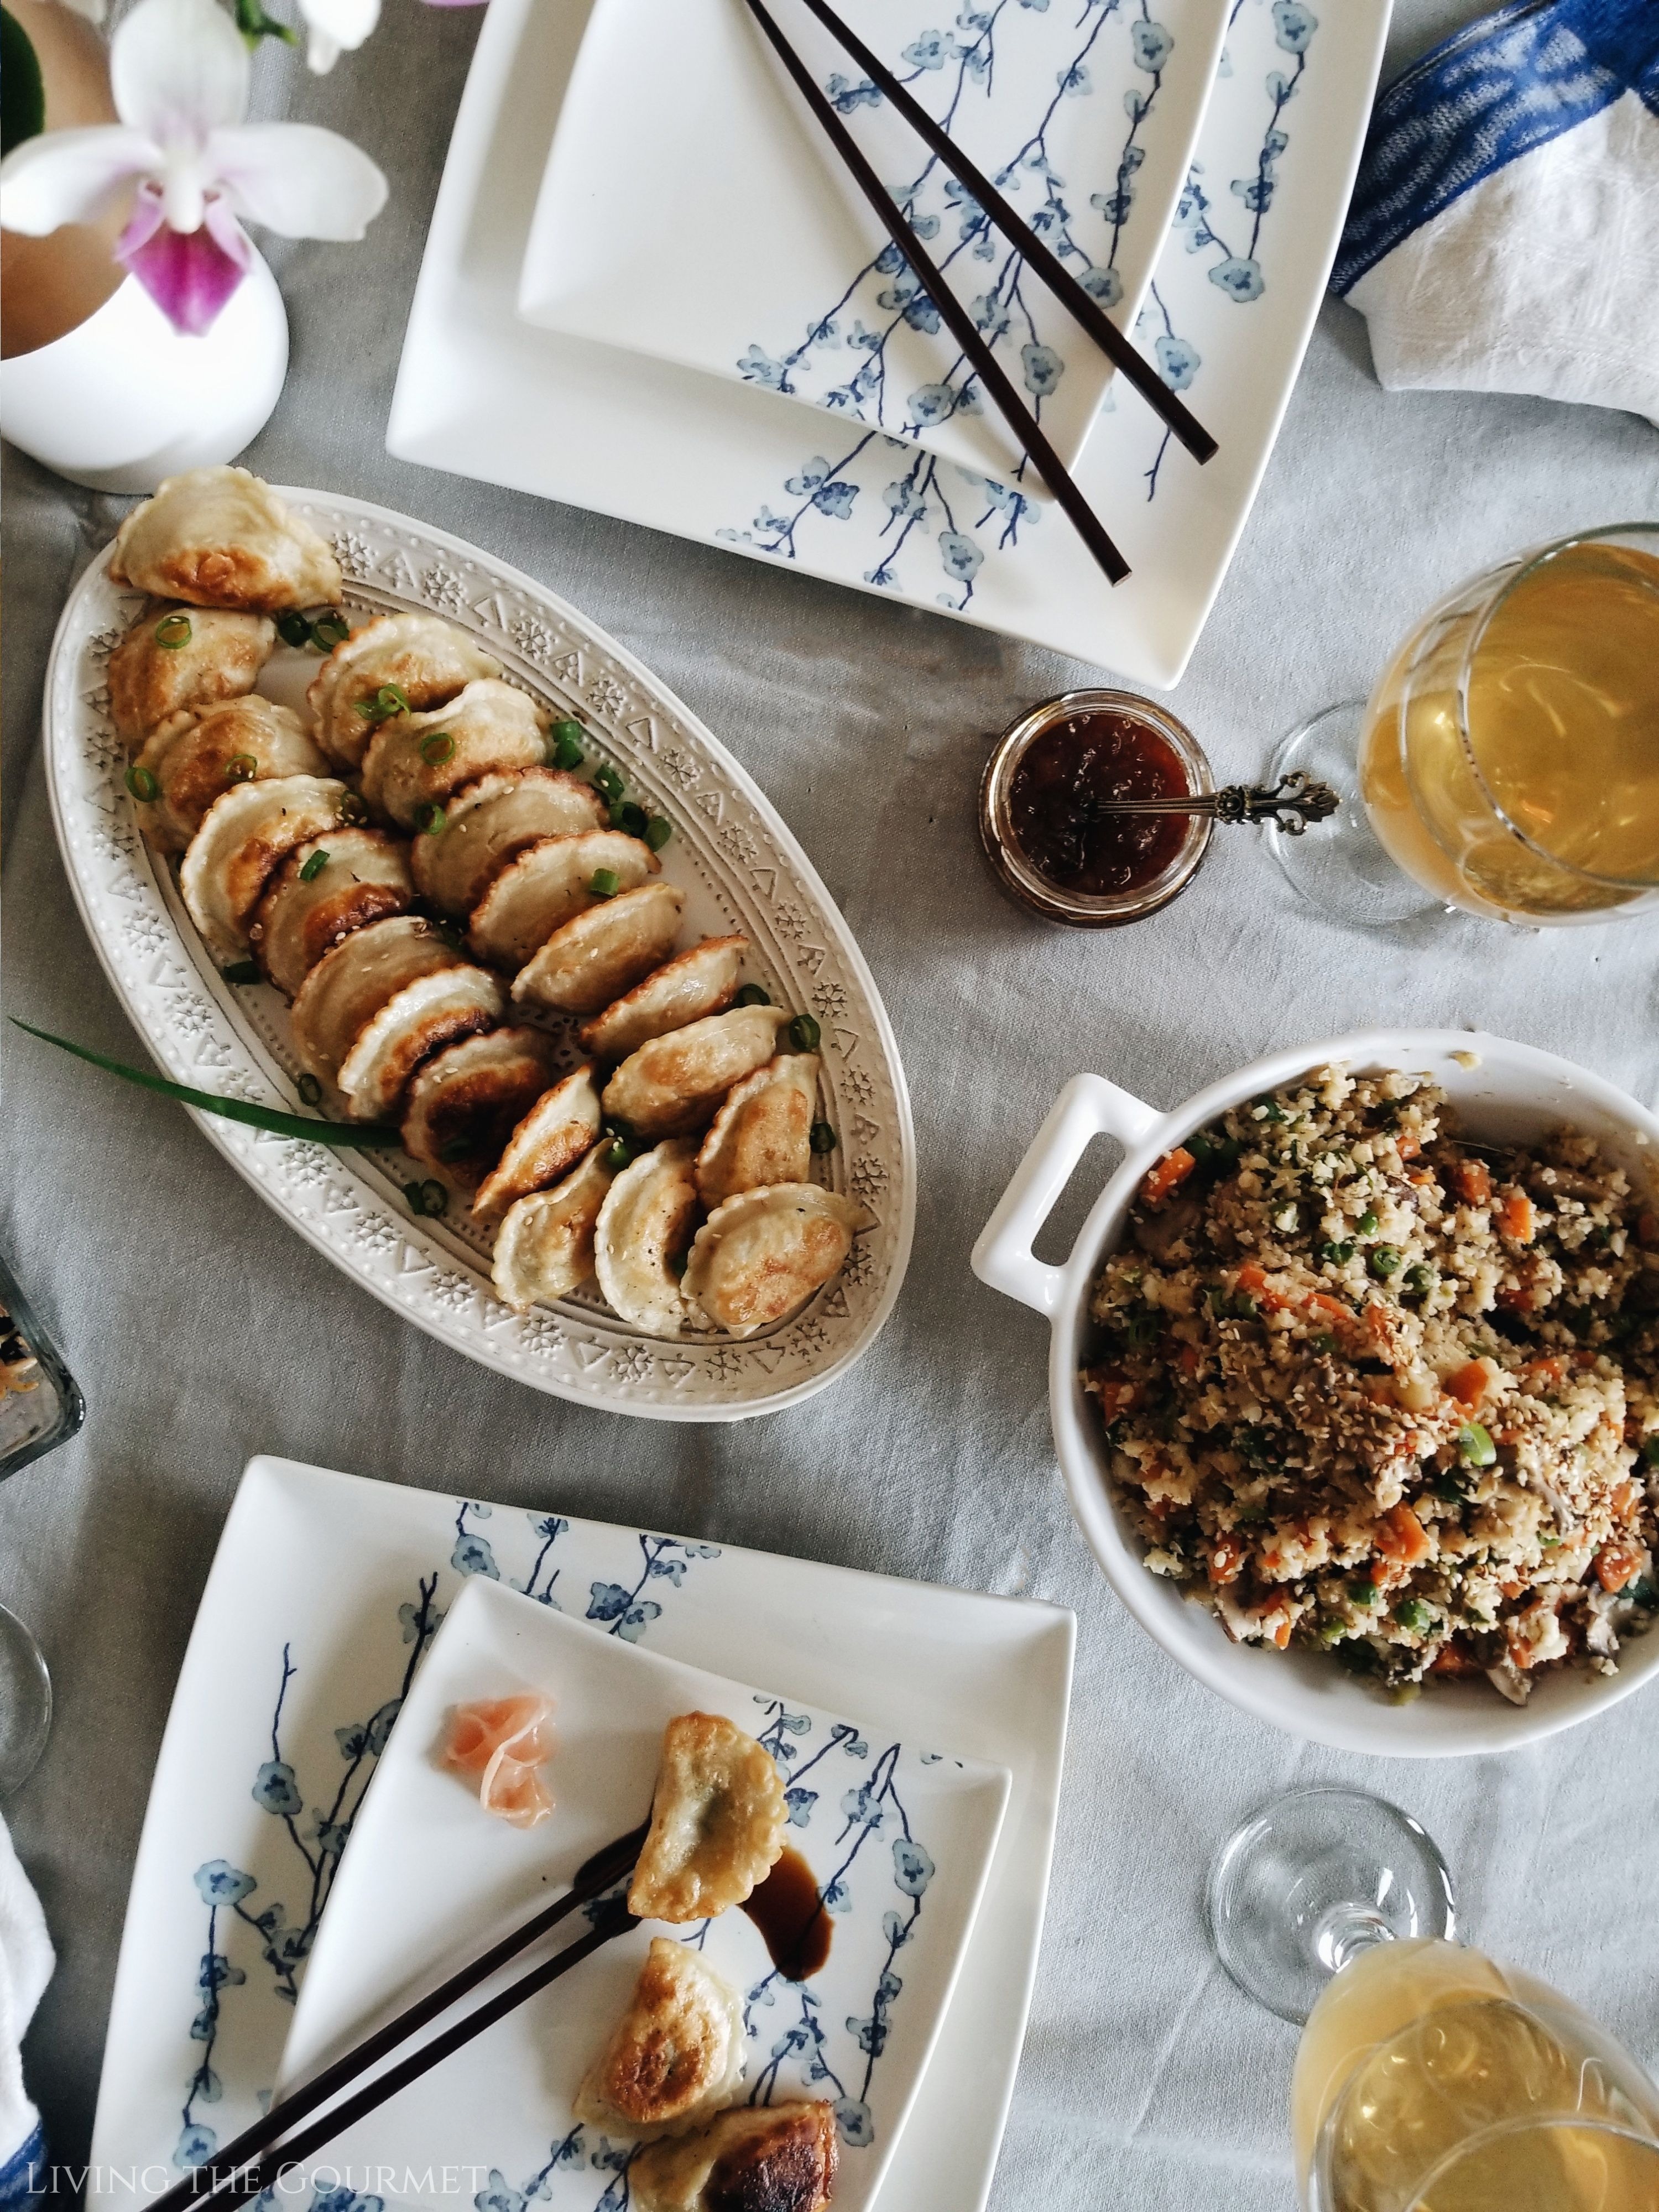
[[1328, 0, 1659, 418]]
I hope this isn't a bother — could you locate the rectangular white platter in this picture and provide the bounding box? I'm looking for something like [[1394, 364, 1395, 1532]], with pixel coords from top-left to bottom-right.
[[87, 1457, 1076, 2212], [389, 0, 1391, 687], [520, 0, 1230, 487], [280, 1575, 1011, 2212], [43, 489, 915, 1424]]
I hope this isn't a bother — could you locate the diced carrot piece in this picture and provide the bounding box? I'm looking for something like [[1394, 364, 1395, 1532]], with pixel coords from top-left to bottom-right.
[[1306, 1292, 1350, 1324], [1430, 1639, 1478, 1677], [1612, 1480, 1640, 1522], [1522, 1355, 1566, 1393], [1595, 1542, 1646, 1595], [1499, 1578, 1524, 1600], [1142, 1147, 1196, 1206], [1090, 1368, 1139, 1420], [1237, 1262, 1267, 1294], [1177, 1344, 1200, 1375], [1396, 1133, 1421, 1161], [1637, 1211, 1658, 1249], [1505, 1623, 1536, 1670], [1208, 1538, 1246, 1586], [1375, 1503, 1432, 1564], [1498, 1192, 1535, 1243], [1446, 1360, 1495, 1409], [1455, 1158, 1492, 1206], [1270, 1617, 1292, 1650]]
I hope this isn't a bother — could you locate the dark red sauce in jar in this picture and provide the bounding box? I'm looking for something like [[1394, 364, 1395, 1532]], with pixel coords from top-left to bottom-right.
[[1007, 709, 1191, 896]]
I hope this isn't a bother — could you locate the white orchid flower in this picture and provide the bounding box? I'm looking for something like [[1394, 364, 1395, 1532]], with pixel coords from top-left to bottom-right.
[[0, 0, 388, 333], [295, 0, 379, 75]]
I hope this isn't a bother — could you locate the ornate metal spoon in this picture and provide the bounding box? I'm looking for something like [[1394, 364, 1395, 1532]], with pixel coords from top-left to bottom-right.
[[1081, 770, 1340, 836]]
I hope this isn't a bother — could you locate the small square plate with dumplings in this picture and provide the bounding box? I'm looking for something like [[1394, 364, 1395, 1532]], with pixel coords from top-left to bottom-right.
[[278, 1573, 1011, 2212]]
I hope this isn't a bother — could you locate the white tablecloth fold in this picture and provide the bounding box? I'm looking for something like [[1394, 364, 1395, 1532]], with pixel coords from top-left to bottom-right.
[[0, 1816, 51, 2210]]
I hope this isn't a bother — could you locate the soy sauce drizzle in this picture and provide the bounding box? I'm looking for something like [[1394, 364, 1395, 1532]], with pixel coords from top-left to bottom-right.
[[742, 1845, 832, 1981]]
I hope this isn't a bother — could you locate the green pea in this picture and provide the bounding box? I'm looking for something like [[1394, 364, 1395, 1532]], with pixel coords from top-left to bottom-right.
[[809, 1120, 837, 1155], [644, 816, 672, 852], [1368, 1245, 1402, 1279], [1310, 1331, 1337, 1353], [1349, 1579, 1379, 1609], [604, 1137, 635, 1171], [734, 983, 771, 1008], [1394, 1598, 1432, 1633], [1357, 1209, 1380, 1237], [1458, 1421, 1497, 1468], [789, 1013, 821, 1052], [1404, 1264, 1435, 1296], [1319, 1240, 1354, 1265]]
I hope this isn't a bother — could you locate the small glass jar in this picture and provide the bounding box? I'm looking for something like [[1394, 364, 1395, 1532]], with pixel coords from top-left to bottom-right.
[[0, 1247, 85, 1484], [979, 687, 1214, 926]]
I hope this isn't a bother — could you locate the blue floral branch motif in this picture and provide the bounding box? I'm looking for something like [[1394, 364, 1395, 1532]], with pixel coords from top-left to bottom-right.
[[176, 1575, 442, 2171], [452, 1496, 501, 1580], [514, 1512, 571, 1607], [473, 2125, 637, 2212], [586, 1532, 722, 1644]]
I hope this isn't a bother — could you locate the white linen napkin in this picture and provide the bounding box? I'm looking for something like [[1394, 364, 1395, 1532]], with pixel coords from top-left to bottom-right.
[[1331, 0, 1659, 425], [0, 1817, 52, 2211]]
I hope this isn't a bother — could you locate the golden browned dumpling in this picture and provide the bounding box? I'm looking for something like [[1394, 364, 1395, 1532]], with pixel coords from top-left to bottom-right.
[[335, 964, 505, 1123], [251, 826, 413, 999], [307, 612, 503, 773], [684, 1186, 868, 1338], [629, 2100, 838, 2212], [573, 1938, 745, 2144], [695, 1056, 818, 1207], [602, 1007, 790, 1141], [132, 697, 325, 855], [179, 774, 347, 964], [512, 882, 686, 1018], [108, 466, 342, 612], [410, 768, 608, 918], [107, 601, 275, 750], [628, 1712, 786, 1924], [472, 1065, 603, 1220], [290, 915, 465, 1086], [400, 1027, 558, 1187], [593, 1140, 701, 1338], [467, 831, 660, 973], [361, 679, 546, 832], [492, 1147, 615, 1310], [579, 936, 748, 1062]]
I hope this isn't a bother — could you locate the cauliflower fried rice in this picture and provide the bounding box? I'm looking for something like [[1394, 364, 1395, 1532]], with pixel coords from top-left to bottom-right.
[[1083, 1066, 1659, 1702]]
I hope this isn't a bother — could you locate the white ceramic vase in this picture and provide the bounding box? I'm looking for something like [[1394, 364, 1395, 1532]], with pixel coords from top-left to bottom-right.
[[0, 246, 288, 493]]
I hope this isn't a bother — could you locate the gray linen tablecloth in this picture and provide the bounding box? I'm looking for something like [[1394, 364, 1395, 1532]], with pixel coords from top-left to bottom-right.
[[3, 2, 1657, 2200]]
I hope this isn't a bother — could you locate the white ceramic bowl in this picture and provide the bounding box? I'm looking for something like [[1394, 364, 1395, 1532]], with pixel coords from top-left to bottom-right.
[[972, 1029, 1659, 1756]]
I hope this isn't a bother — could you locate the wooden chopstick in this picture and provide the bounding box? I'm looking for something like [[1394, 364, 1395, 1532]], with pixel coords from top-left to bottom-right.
[[790, 0, 1217, 465], [156, 1820, 648, 2212], [740, 0, 1132, 586]]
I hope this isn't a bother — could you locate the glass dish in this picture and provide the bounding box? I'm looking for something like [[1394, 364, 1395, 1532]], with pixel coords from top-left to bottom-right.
[[0, 1245, 86, 1482]]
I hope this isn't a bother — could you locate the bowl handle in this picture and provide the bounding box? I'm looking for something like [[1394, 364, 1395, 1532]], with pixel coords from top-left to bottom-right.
[[971, 1073, 1162, 1317]]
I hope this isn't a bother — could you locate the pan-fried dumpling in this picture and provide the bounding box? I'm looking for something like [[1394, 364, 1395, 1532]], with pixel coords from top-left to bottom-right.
[[361, 679, 546, 831], [132, 697, 325, 855], [291, 915, 464, 1084], [107, 601, 275, 749], [108, 466, 342, 612], [593, 1140, 701, 1338], [579, 936, 748, 1062], [492, 1146, 615, 1310], [685, 1185, 868, 1337], [573, 1938, 745, 2145], [400, 1026, 559, 1185], [629, 2101, 838, 2212], [602, 1006, 790, 1141], [251, 826, 413, 998], [628, 1712, 786, 1924], [468, 831, 660, 973], [179, 773, 347, 964], [307, 612, 503, 773], [410, 768, 608, 917], [336, 964, 505, 1122], [512, 882, 685, 1017], [472, 1065, 603, 1220], [695, 1056, 818, 1206]]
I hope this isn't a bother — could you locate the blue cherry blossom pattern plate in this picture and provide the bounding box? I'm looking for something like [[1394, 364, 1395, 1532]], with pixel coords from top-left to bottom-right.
[[279, 1575, 1010, 2212], [519, 0, 1230, 490]]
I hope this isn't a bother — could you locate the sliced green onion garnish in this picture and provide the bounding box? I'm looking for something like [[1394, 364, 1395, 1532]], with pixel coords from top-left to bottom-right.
[[1458, 1422, 1496, 1468], [276, 610, 313, 648], [298, 848, 330, 884], [8, 1019, 399, 1146], [355, 683, 411, 722], [224, 753, 258, 785], [610, 800, 646, 836], [311, 612, 350, 649], [298, 1072, 323, 1107], [666, 1247, 690, 1278], [337, 792, 369, 826], [592, 763, 624, 803], [589, 867, 620, 898], [644, 816, 672, 852], [223, 959, 261, 985], [788, 1013, 821, 1052], [154, 612, 192, 649], [603, 1134, 636, 1171], [438, 1138, 473, 1163], [124, 763, 160, 802], [415, 801, 447, 836], [551, 723, 585, 770], [809, 1120, 837, 1154], [734, 983, 770, 1007], [419, 731, 456, 765], [419, 1179, 447, 1214]]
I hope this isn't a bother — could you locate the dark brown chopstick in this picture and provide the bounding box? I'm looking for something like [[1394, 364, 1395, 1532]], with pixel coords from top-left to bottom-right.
[[790, 0, 1217, 465], [740, 0, 1131, 586], [156, 1820, 648, 2212]]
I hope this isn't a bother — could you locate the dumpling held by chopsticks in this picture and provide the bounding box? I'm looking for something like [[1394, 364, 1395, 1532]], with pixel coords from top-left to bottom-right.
[[628, 1711, 786, 1922]]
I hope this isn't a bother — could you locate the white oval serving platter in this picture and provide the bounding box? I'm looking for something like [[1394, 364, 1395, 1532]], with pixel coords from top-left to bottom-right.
[[43, 488, 916, 1421]]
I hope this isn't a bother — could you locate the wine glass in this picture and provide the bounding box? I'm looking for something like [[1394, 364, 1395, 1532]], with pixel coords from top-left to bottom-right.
[[0, 1603, 51, 1798], [1265, 525, 1659, 930]]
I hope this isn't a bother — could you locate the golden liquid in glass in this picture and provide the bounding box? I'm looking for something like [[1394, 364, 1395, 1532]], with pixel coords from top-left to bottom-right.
[[1358, 541, 1659, 920]]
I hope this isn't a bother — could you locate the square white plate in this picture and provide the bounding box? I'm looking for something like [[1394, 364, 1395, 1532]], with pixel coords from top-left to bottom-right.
[[389, 0, 1389, 685], [87, 1458, 1074, 2212], [280, 1577, 1010, 2209], [520, 0, 1230, 488]]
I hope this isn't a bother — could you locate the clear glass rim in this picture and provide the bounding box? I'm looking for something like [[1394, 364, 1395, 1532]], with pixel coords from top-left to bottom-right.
[[1452, 521, 1659, 892]]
